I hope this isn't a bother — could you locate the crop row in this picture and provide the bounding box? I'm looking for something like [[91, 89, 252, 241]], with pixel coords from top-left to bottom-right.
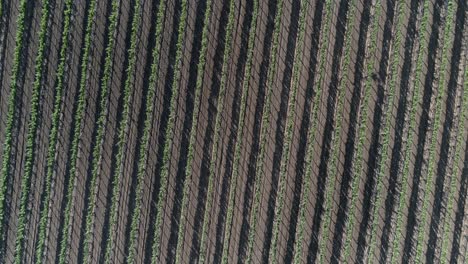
[[125, 0, 168, 262], [259, 0, 301, 261], [365, 0, 405, 260], [173, 0, 213, 262], [57, 0, 98, 262], [197, 0, 237, 262], [372, 0, 424, 261], [89, 0, 141, 263], [316, 0, 357, 262], [35, 0, 74, 262], [292, 0, 331, 262], [244, 0, 284, 262], [78, 0, 122, 262], [0, 0, 8, 87], [150, 0, 189, 262], [389, 0, 430, 261], [220, 0, 259, 262], [354, 0, 396, 260], [0, 0, 29, 255], [267, 0, 310, 262], [338, 0, 381, 261], [225, 0, 278, 262], [328, 0, 374, 260], [427, 1, 467, 261], [414, 1, 456, 262], [441, 35, 468, 261], [13, 0, 52, 262]]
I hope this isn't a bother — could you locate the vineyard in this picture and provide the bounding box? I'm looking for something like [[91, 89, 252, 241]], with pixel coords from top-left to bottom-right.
[[0, 0, 466, 263]]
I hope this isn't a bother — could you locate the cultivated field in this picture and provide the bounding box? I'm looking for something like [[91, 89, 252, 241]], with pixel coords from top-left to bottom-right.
[[0, 0, 466, 263]]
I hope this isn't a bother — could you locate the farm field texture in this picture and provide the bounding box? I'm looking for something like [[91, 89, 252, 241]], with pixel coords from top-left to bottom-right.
[[0, 0, 466, 263]]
